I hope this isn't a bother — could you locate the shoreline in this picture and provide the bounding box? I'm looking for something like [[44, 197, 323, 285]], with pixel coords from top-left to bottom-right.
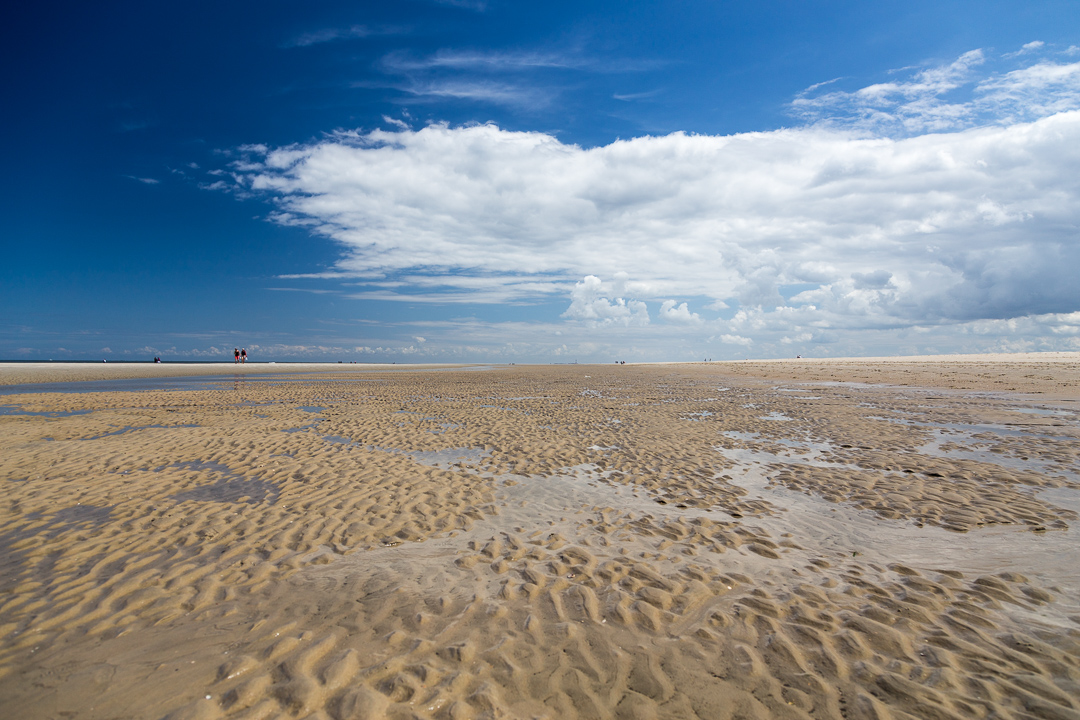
[[0, 361, 485, 387], [2, 351, 1077, 396]]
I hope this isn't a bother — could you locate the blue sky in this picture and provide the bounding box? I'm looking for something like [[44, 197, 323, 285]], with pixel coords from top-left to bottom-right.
[[4, 1, 1080, 362]]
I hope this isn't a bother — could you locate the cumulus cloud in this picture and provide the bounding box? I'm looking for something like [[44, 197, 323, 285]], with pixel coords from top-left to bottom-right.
[[719, 334, 753, 347], [851, 270, 892, 290], [562, 275, 649, 327], [223, 47, 1080, 354], [659, 300, 702, 324], [234, 115, 1080, 316]]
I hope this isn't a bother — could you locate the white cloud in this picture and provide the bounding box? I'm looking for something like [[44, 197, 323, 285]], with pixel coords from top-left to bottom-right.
[[380, 47, 661, 75], [284, 25, 406, 48], [222, 49, 1080, 355], [793, 45, 1080, 134], [561, 275, 649, 327], [381, 49, 583, 73], [373, 44, 657, 111], [659, 300, 702, 324], [1004, 41, 1045, 59], [976, 60, 1080, 123], [719, 334, 753, 347], [234, 112, 1080, 321], [382, 115, 411, 130], [792, 50, 987, 133], [613, 89, 662, 101], [287, 26, 372, 47], [394, 79, 549, 107]]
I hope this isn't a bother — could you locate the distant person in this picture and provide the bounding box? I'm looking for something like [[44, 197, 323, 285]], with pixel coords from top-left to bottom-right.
[[241, 348, 247, 363], [234, 348, 240, 364]]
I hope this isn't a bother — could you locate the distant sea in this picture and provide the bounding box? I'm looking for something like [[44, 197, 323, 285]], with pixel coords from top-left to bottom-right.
[[0, 360, 335, 364]]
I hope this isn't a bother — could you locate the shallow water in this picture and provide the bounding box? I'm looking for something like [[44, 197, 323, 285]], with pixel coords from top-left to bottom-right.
[[0, 405, 93, 417], [711, 421, 1080, 627], [0, 375, 271, 395]]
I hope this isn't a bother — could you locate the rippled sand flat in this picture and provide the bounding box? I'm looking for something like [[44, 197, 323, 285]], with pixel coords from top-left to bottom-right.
[[1, 357, 1078, 719]]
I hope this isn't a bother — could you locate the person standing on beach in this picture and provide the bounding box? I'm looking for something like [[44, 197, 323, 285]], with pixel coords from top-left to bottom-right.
[[234, 348, 240, 364], [241, 348, 247, 364]]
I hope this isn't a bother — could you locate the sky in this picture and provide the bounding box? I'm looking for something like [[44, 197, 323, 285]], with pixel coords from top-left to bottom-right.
[[3, 0, 1080, 363]]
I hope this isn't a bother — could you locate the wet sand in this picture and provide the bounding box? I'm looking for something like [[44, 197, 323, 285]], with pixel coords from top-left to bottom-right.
[[0, 362, 478, 388], [1, 356, 1078, 719]]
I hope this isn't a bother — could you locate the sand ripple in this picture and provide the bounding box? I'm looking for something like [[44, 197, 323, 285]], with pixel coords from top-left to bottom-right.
[[1, 362, 1078, 719]]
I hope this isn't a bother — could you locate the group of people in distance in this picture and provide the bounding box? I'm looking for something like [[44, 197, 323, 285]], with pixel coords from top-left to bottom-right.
[[233, 347, 247, 364]]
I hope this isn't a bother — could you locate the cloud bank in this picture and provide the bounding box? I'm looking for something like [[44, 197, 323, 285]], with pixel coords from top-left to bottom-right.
[[225, 48, 1080, 357]]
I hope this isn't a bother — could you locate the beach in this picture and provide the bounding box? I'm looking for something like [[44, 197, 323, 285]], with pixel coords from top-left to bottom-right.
[[1, 356, 1078, 719]]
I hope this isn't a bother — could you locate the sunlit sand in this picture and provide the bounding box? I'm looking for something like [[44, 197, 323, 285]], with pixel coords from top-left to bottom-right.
[[1, 356, 1078, 719]]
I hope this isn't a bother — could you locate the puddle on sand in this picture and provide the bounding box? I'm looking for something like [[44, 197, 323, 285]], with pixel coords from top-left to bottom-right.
[[1038, 486, 1080, 516], [496, 465, 718, 529], [389, 459, 1080, 625], [1008, 407, 1075, 418], [772, 388, 822, 399], [397, 447, 491, 470], [918, 427, 1079, 475], [0, 375, 282, 396], [683, 411, 714, 420], [0, 405, 93, 418], [283, 421, 324, 434], [305, 442, 1080, 636], [711, 440, 1080, 625], [939, 421, 1066, 441], [759, 411, 793, 421], [312, 435, 492, 471]]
